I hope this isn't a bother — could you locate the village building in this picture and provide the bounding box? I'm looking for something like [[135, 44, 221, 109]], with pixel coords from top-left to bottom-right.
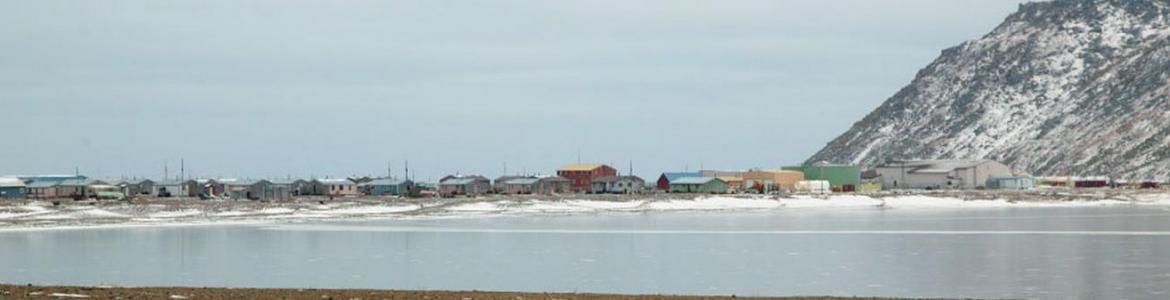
[[874, 159, 1012, 190], [25, 181, 58, 199], [796, 180, 832, 194], [360, 178, 413, 196], [153, 180, 190, 198], [669, 177, 728, 194], [264, 179, 294, 201], [590, 176, 619, 194], [90, 184, 125, 200], [289, 179, 311, 196], [115, 179, 154, 197], [222, 179, 261, 200], [989, 176, 1035, 190], [56, 179, 107, 200], [307, 178, 359, 196], [498, 177, 540, 194], [699, 170, 745, 178], [557, 164, 618, 193], [183, 179, 221, 198], [222, 180, 292, 201], [493, 176, 528, 193], [742, 169, 805, 193], [534, 176, 572, 194], [0, 177, 26, 199], [717, 176, 744, 193], [611, 176, 646, 194], [656, 172, 702, 191], [785, 163, 862, 192], [438, 175, 491, 197]]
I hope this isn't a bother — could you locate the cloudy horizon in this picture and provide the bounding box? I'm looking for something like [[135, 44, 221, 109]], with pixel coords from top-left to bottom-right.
[[1, 0, 1026, 181]]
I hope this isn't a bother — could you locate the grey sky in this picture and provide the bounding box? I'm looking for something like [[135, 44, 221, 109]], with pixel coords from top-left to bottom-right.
[[1, 0, 1025, 181]]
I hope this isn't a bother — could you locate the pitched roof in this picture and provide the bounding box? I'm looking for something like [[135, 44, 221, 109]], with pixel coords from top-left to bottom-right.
[[671, 177, 722, 185], [315, 178, 355, 185], [0, 177, 26, 188], [503, 178, 540, 185], [661, 172, 702, 182], [365, 178, 411, 186], [558, 164, 608, 172], [27, 181, 58, 188], [440, 177, 486, 185], [618, 175, 645, 182], [537, 176, 570, 183]]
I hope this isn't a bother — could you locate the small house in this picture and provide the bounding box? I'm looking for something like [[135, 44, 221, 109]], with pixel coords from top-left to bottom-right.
[[498, 177, 540, 195], [612, 176, 646, 194], [361, 178, 414, 196], [534, 176, 572, 194], [308, 178, 359, 196], [590, 176, 619, 194], [438, 175, 491, 197], [669, 177, 728, 194], [493, 176, 528, 193], [116, 179, 154, 197], [0, 177, 26, 199], [25, 180, 59, 199], [153, 180, 190, 198], [657, 172, 702, 191]]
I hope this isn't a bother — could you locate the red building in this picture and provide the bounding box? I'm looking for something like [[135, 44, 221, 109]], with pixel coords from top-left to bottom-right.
[[556, 164, 617, 193]]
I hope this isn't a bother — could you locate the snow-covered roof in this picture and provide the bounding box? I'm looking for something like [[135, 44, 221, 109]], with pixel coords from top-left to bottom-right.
[[0, 177, 25, 188], [671, 177, 721, 185]]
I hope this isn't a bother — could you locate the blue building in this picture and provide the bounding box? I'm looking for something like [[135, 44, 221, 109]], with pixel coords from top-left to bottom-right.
[[0, 177, 26, 199], [360, 178, 414, 196]]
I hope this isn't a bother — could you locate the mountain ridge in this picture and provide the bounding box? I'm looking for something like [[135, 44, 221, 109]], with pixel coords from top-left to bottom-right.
[[807, 0, 1170, 180]]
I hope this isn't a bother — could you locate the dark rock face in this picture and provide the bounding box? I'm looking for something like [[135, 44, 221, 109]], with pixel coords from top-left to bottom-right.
[[807, 0, 1170, 179]]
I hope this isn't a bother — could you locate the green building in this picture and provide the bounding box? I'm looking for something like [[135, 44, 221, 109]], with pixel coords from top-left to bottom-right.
[[669, 177, 728, 194], [784, 163, 861, 191]]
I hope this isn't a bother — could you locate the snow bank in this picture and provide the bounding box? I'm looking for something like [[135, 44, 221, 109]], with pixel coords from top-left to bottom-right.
[[646, 197, 782, 211], [4, 193, 1170, 231]]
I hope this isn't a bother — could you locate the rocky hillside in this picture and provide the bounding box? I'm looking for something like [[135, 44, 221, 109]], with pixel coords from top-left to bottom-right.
[[807, 0, 1170, 179]]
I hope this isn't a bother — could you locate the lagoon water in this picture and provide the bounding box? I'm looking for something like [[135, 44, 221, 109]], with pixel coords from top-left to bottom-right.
[[2, 206, 1170, 299]]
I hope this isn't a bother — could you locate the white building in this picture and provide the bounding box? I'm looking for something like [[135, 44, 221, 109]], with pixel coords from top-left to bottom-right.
[[875, 159, 1012, 190]]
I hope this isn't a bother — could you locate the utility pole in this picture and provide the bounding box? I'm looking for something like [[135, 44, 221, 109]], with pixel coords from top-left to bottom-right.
[[180, 158, 185, 182], [164, 161, 169, 181]]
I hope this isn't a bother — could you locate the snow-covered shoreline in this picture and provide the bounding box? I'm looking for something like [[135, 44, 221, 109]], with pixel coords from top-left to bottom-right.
[[2, 194, 1169, 232]]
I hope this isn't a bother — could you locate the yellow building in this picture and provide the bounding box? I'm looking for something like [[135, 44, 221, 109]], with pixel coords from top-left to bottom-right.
[[742, 170, 805, 193], [717, 176, 744, 192]]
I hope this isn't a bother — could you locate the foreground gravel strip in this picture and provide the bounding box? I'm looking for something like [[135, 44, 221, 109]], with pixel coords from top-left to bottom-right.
[[0, 285, 931, 300]]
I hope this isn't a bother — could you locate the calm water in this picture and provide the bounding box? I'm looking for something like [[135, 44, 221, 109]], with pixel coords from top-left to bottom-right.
[[3, 207, 1170, 299]]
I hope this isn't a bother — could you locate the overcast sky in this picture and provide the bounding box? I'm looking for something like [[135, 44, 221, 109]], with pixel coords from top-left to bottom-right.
[[0, 0, 1026, 181]]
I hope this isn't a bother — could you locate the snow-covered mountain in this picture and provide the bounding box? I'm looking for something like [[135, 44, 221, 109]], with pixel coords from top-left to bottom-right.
[[807, 0, 1170, 179]]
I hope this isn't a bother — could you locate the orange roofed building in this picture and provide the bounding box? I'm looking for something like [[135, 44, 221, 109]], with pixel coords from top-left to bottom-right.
[[556, 164, 618, 193]]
